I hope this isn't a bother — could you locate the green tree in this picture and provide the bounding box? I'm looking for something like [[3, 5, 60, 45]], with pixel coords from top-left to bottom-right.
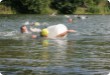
[[2, 0, 110, 14], [50, 0, 79, 14], [2, 0, 51, 14]]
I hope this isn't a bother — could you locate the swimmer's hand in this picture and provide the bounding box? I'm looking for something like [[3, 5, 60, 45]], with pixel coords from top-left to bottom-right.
[[30, 27, 41, 32], [32, 35, 37, 39], [67, 30, 77, 33]]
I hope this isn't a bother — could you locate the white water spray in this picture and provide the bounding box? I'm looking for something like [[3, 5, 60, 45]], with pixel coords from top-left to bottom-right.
[[0, 72, 2, 75], [0, 0, 2, 2]]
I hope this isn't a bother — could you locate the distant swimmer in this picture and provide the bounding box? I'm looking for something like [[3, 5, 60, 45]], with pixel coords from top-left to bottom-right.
[[77, 15, 88, 19], [68, 18, 73, 23]]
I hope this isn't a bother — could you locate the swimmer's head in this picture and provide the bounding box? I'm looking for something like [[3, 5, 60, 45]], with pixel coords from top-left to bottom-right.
[[20, 25, 28, 33], [40, 28, 49, 37]]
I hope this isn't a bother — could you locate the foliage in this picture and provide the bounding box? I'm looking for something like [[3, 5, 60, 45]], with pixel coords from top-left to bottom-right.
[[50, 0, 77, 14], [2, 0, 30, 13], [86, 6, 100, 13], [2, 0, 51, 14], [1, 0, 110, 14]]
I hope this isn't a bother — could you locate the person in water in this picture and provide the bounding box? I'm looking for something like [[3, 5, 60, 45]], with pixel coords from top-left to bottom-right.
[[20, 25, 39, 39], [20, 25, 76, 39], [20, 25, 29, 33], [39, 28, 76, 38], [21, 24, 41, 33]]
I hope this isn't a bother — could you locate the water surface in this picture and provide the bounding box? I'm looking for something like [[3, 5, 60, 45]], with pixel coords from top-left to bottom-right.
[[0, 15, 110, 75]]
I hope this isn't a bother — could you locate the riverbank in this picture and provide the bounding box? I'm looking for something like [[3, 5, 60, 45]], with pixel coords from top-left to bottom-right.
[[0, 4, 16, 14], [0, 4, 110, 15]]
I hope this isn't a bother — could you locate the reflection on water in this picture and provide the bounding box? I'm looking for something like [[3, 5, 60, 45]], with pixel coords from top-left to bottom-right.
[[0, 15, 110, 75], [0, 38, 69, 75]]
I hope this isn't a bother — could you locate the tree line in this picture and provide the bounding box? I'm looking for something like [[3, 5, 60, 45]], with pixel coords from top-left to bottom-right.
[[1, 0, 110, 14]]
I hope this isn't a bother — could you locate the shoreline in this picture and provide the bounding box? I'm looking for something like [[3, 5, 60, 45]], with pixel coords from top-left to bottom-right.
[[0, 5, 110, 15]]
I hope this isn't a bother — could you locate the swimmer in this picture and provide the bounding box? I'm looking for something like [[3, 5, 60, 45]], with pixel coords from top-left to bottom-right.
[[21, 24, 76, 39], [20, 25, 38, 39], [20, 25, 41, 33], [40, 28, 49, 37], [20, 25, 29, 33], [40, 28, 76, 38], [68, 18, 73, 23]]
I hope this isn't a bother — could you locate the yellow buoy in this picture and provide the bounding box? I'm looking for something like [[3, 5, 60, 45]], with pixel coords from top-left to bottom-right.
[[34, 22, 40, 26], [41, 28, 49, 36]]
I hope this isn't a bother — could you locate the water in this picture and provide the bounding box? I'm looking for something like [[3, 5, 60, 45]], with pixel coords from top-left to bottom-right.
[[0, 15, 110, 75]]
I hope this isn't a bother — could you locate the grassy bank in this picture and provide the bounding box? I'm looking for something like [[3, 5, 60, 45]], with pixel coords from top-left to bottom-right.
[[0, 2, 110, 15], [74, 7, 110, 15], [0, 4, 16, 14]]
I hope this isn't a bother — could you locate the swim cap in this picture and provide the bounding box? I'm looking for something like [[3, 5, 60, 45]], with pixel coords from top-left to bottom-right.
[[41, 28, 49, 36], [34, 22, 40, 26]]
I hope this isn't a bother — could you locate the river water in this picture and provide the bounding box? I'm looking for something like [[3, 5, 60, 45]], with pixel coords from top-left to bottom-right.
[[0, 15, 110, 75]]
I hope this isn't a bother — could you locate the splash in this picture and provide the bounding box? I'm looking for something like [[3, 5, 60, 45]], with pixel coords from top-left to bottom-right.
[[22, 21, 30, 25], [0, 72, 2, 75], [108, 72, 110, 75], [0, 0, 2, 2], [0, 31, 17, 37]]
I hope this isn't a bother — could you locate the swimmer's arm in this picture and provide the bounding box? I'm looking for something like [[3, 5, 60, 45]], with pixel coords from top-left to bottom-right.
[[30, 27, 41, 32], [56, 29, 76, 37]]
